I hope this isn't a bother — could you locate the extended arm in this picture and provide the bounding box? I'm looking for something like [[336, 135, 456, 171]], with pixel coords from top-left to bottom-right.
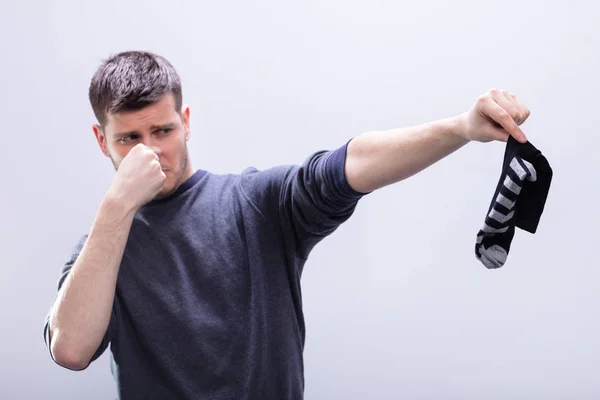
[[344, 89, 531, 193]]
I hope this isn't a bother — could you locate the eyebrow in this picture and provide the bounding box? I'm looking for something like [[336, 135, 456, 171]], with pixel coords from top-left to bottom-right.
[[112, 122, 177, 138]]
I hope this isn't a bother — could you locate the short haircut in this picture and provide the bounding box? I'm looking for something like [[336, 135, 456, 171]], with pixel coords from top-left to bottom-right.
[[89, 50, 182, 126]]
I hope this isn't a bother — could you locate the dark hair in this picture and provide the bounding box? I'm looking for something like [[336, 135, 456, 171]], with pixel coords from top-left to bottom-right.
[[89, 51, 182, 126]]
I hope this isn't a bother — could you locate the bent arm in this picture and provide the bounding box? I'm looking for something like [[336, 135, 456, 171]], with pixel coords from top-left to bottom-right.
[[344, 114, 470, 193], [47, 192, 135, 370]]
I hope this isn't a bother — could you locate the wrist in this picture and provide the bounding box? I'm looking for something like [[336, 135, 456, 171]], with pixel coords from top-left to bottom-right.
[[103, 188, 138, 220], [446, 112, 471, 144]]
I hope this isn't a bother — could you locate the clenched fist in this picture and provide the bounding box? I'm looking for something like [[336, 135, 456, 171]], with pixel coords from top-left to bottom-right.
[[459, 88, 531, 144], [108, 144, 167, 211]]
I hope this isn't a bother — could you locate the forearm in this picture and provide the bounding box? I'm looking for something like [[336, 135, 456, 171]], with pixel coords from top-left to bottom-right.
[[49, 191, 135, 369], [344, 113, 470, 193]]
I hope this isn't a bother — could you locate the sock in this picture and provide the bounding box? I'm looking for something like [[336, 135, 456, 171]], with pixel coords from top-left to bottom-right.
[[475, 136, 553, 269]]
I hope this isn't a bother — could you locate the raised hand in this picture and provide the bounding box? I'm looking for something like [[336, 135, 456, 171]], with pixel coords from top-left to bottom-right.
[[109, 143, 167, 211]]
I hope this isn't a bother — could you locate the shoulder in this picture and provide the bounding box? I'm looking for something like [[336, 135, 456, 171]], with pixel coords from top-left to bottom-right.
[[240, 165, 296, 188]]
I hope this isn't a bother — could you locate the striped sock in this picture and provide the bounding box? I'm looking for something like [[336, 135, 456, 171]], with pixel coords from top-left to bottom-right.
[[475, 136, 552, 269]]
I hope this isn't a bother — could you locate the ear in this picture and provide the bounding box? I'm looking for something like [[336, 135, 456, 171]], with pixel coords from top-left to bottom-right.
[[181, 104, 191, 141], [93, 124, 111, 157]]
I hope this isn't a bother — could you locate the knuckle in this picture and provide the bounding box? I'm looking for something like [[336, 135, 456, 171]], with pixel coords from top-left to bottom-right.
[[515, 113, 526, 123], [135, 145, 147, 155]]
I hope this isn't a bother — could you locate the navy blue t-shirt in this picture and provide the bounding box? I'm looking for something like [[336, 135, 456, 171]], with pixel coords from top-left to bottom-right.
[[43, 142, 367, 399]]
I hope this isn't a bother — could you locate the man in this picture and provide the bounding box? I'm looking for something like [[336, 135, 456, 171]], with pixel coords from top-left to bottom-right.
[[43, 50, 530, 399]]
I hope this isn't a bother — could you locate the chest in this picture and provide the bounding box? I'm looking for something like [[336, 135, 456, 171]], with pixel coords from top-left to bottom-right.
[[116, 210, 254, 338]]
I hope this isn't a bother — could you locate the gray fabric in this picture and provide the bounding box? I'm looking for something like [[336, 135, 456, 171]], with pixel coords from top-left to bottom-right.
[[478, 244, 508, 269], [496, 193, 515, 210], [476, 155, 537, 268], [503, 174, 523, 195], [475, 136, 552, 269]]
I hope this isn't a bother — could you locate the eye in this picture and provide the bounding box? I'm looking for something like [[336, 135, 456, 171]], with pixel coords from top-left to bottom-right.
[[118, 136, 136, 144], [158, 128, 172, 135]]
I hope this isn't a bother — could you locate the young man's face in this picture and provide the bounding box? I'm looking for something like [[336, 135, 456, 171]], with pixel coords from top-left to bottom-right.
[[93, 93, 194, 200]]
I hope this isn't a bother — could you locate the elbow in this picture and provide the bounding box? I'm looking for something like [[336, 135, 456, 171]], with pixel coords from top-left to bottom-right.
[[50, 334, 92, 371]]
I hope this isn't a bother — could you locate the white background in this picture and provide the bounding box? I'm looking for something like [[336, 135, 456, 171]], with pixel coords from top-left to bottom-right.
[[1, 0, 598, 399]]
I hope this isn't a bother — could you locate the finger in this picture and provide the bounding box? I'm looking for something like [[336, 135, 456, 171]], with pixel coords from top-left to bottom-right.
[[498, 89, 530, 125], [481, 98, 528, 143], [509, 92, 531, 124], [490, 89, 522, 123], [501, 89, 514, 103]]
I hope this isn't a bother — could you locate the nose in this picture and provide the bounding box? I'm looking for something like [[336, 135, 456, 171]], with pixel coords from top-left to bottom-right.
[[138, 136, 162, 158], [149, 145, 161, 157]]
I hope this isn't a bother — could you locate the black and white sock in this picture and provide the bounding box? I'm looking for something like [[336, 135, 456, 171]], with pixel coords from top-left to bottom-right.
[[475, 136, 553, 269]]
